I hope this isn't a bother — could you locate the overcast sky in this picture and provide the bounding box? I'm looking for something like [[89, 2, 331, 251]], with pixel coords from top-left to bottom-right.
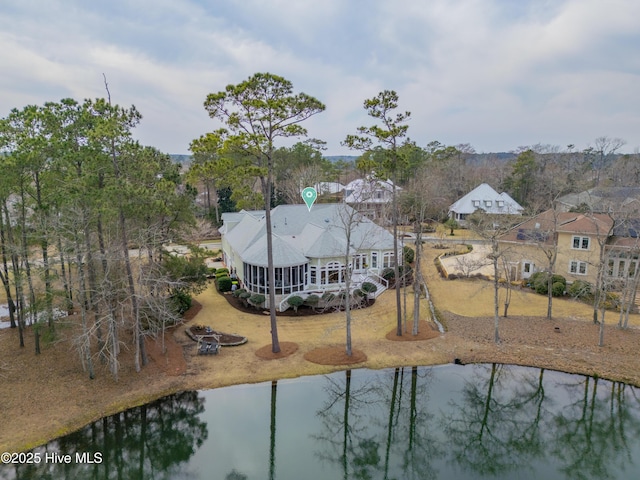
[[1, 0, 639, 156]]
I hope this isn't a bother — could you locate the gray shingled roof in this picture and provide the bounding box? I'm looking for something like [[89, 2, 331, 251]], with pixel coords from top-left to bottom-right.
[[449, 183, 524, 215], [222, 204, 395, 267]]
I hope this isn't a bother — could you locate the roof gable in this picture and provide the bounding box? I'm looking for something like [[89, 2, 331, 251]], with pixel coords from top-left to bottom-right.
[[449, 183, 524, 215]]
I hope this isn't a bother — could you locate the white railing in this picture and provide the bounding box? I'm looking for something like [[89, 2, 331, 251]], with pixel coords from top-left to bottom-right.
[[365, 269, 389, 289]]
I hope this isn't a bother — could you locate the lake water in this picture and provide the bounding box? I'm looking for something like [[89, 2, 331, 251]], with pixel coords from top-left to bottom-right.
[[0, 304, 10, 329], [2, 364, 639, 479]]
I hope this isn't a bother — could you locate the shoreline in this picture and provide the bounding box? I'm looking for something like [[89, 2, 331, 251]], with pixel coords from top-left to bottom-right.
[[3, 250, 640, 453], [2, 311, 639, 454]]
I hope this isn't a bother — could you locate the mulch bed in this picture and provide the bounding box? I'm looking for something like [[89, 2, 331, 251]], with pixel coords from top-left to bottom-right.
[[218, 287, 375, 316], [304, 346, 367, 365], [255, 341, 299, 359], [385, 320, 441, 341], [187, 325, 248, 346], [182, 300, 203, 321]]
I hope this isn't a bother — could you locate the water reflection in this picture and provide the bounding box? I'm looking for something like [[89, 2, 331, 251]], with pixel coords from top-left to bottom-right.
[[3, 365, 640, 480], [2, 391, 207, 480], [442, 364, 548, 476]]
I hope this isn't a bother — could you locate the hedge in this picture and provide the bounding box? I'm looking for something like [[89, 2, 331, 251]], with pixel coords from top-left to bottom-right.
[[217, 276, 233, 292]]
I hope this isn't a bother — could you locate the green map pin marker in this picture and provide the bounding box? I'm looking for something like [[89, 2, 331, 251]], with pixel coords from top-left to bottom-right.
[[301, 187, 317, 211]]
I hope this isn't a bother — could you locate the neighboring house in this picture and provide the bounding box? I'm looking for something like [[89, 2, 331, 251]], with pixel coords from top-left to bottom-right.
[[343, 176, 401, 223], [449, 183, 523, 226], [314, 182, 345, 196], [557, 187, 640, 214], [220, 203, 396, 310], [498, 209, 626, 285]]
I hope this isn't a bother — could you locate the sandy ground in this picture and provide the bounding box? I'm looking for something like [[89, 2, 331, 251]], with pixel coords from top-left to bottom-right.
[[1, 243, 639, 453]]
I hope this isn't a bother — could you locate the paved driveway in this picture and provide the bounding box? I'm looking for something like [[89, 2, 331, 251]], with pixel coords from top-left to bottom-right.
[[438, 243, 495, 277]]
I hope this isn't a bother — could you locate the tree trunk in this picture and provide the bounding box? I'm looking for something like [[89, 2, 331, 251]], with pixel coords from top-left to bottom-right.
[[56, 235, 73, 311], [598, 305, 606, 347], [392, 172, 402, 336], [19, 188, 37, 328], [0, 205, 16, 328], [344, 237, 353, 356], [74, 233, 95, 379], [412, 226, 422, 335], [34, 173, 54, 330], [4, 203, 25, 347], [546, 273, 553, 320], [262, 171, 281, 354], [492, 241, 500, 343]]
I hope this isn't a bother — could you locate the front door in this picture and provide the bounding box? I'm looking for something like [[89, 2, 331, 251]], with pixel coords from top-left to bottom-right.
[[522, 261, 534, 279]]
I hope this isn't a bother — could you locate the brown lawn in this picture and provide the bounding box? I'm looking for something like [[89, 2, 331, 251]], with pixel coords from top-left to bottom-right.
[[1, 244, 639, 453]]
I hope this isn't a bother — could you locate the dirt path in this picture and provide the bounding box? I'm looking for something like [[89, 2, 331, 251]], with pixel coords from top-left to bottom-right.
[[1, 244, 639, 453]]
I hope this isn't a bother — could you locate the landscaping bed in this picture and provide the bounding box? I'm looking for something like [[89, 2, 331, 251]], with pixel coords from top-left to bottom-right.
[[186, 325, 248, 346], [220, 288, 375, 316]]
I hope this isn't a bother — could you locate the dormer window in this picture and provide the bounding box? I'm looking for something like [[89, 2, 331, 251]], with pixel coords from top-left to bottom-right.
[[484, 200, 492, 207], [496, 200, 504, 207], [472, 200, 480, 207]]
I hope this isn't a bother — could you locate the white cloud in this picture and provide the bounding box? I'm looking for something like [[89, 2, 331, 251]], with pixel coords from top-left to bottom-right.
[[0, 0, 638, 154]]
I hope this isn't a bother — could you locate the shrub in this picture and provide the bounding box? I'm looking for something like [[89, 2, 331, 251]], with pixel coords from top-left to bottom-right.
[[398, 265, 414, 286], [361, 282, 378, 297], [232, 288, 246, 298], [399, 264, 413, 276], [216, 276, 233, 292], [381, 267, 395, 281], [534, 279, 548, 295], [444, 218, 459, 235], [529, 272, 545, 288], [552, 274, 567, 287], [304, 294, 320, 308], [353, 288, 365, 298], [288, 295, 304, 312], [532, 273, 566, 296], [249, 294, 265, 308], [568, 280, 592, 299], [239, 291, 251, 306], [322, 291, 335, 302], [403, 245, 415, 264], [170, 290, 192, 315], [552, 281, 566, 297], [216, 267, 229, 275]]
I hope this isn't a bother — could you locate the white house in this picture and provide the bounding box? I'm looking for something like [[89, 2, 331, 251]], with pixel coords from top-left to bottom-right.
[[449, 183, 523, 226], [313, 182, 345, 195], [220, 203, 396, 310], [343, 176, 401, 223]]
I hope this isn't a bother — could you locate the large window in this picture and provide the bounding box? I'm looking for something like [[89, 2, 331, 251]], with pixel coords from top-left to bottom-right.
[[243, 263, 308, 294], [325, 262, 345, 284], [606, 251, 639, 278], [572, 236, 590, 250], [310, 262, 348, 286], [383, 252, 395, 268]]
